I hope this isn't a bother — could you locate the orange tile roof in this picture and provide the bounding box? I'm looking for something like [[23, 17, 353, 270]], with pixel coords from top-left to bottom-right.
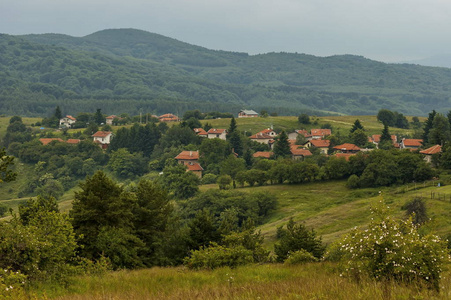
[[420, 144, 441, 155], [296, 129, 310, 137], [253, 151, 274, 158], [158, 114, 179, 122], [310, 139, 330, 148], [175, 150, 199, 160], [311, 129, 331, 137], [290, 145, 313, 156], [402, 139, 423, 147], [106, 115, 117, 119], [333, 143, 360, 151], [207, 128, 227, 134], [184, 162, 203, 171], [371, 134, 397, 143], [65, 115, 76, 121], [66, 139, 81, 144], [193, 128, 207, 135], [92, 131, 112, 138], [39, 138, 64, 145]]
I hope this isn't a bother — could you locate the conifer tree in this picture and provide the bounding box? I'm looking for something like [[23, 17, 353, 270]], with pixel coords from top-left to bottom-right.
[[350, 119, 364, 133], [423, 110, 436, 144], [273, 131, 291, 159], [54, 106, 62, 120]]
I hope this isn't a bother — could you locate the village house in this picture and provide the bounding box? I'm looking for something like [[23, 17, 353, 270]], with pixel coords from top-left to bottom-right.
[[420, 144, 441, 164], [310, 129, 331, 140], [158, 113, 179, 122], [369, 134, 398, 148], [193, 128, 208, 138], [309, 139, 330, 155], [290, 146, 313, 160], [175, 150, 200, 164], [174, 150, 203, 178], [92, 131, 113, 150], [333, 143, 361, 154], [59, 115, 76, 128], [400, 138, 423, 150], [249, 128, 277, 146], [288, 130, 310, 140], [105, 115, 118, 125], [238, 109, 259, 118], [207, 128, 227, 140]]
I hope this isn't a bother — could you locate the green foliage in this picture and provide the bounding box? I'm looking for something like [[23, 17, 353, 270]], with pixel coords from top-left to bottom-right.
[[274, 218, 325, 262], [284, 249, 319, 265], [298, 114, 310, 124], [184, 242, 253, 270], [217, 174, 232, 190], [108, 148, 149, 178], [0, 268, 27, 299], [0, 148, 16, 183], [428, 113, 450, 146], [273, 131, 291, 159], [158, 163, 200, 199], [201, 173, 217, 184], [350, 119, 364, 133], [339, 202, 448, 290], [402, 197, 428, 225], [19, 195, 59, 225], [70, 171, 137, 265], [0, 204, 7, 217]]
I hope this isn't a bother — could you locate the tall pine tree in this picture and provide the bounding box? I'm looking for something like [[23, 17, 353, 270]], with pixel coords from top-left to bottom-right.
[[273, 131, 291, 158]]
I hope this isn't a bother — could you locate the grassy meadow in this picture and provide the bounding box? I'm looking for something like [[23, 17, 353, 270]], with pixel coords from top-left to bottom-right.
[[29, 263, 451, 299]]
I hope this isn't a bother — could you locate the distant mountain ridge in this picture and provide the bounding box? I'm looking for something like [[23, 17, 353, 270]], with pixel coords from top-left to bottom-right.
[[2, 28, 451, 116]]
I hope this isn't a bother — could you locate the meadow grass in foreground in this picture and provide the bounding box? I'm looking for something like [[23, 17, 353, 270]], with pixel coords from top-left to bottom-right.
[[31, 263, 451, 300]]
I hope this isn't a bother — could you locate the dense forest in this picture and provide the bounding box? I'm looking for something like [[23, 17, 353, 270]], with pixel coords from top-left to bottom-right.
[[2, 29, 451, 117]]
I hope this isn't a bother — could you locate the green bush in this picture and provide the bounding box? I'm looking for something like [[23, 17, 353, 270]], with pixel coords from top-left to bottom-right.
[[201, 173, 217, 185], [339, 201, 448, 290], [346, 174, 360, 189], [284, 249, 319, 265], [184, 243, 253, 270]]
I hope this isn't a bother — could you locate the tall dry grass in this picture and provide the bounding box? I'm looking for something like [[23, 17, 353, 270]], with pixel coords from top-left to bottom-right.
[[27, 263, 451, 300]]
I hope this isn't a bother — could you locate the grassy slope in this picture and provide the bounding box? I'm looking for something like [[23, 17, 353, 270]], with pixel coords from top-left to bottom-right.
[[201, 115, 423, 136]]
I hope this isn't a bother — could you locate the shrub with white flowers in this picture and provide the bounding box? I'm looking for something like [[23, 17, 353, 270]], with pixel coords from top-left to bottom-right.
[[338, 201, 449, 290]]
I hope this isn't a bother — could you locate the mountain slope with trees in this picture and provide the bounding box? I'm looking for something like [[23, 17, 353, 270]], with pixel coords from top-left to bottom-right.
[[2, 28, 451, 116]]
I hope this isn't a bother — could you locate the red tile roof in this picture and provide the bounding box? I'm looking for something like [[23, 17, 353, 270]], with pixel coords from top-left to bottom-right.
[[158, 114, 179, 122], [92, 131, 112, 138], [333, 143, 360, 151], [371, 134, 397, 143], [39, 138, 64, 145], [65, 115, 76, 121], [402, 139, 423, 147], [175, 150, 199, 160], [311, 129, 331, 137], [184, 162, 204, 171], [420, 144, 441, 155], [66, 139, 81, 144], [193, 128, 207, 136], [290, 146, 313, 156], [207, 128, 226, 134], [296, 129, 310, 137], [310, 139, 330, 148], [253, 151, 274, 158], [106, 115, 117, 119]]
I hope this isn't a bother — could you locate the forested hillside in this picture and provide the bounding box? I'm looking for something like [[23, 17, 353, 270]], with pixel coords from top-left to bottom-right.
[[2, 28, 451, 116]]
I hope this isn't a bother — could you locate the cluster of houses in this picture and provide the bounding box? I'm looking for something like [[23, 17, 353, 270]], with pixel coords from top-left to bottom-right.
[[59, 113, 181, 129], [55, 112, 442, 179], [177, 126, 443, 178]]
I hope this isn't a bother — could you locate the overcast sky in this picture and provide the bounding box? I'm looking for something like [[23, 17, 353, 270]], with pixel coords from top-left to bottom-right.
[[1, 0, 451, 62]]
